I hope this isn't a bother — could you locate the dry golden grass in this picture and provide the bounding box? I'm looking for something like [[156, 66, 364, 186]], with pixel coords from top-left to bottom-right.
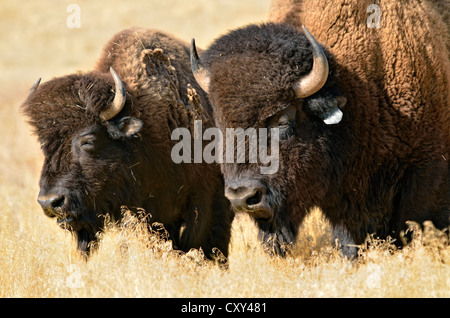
[[0, 0, 449, 298]]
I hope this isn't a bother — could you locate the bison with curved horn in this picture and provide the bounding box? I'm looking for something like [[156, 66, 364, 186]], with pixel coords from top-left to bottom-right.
[[22, 27, 233, 261], [190, 13, 449, 257]]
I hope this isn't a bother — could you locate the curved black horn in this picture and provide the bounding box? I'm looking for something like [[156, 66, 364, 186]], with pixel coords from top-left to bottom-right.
[[293, 26, 329, 98], [100, 67, 126, 121], [190, 38, 211, 93]]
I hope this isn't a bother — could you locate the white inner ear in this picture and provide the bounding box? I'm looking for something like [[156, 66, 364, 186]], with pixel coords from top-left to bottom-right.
[[119, 117, 143, 137], [323, 107, 343, 125]]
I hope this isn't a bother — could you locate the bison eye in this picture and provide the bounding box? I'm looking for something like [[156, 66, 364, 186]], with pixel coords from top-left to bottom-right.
[[78, 134, 96, 151], [268, 105, 297, 129], [277, 114, 290, 127]]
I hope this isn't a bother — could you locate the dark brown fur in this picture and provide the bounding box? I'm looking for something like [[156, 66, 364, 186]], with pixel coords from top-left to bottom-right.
[[199, 13, 449, 256], [22, 27, 233, 260]]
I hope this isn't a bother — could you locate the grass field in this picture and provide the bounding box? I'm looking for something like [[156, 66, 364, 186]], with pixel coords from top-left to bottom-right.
[[0, 0, 448, 298]]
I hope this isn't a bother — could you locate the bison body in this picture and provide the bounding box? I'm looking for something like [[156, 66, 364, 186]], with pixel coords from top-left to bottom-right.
[[22, 27, 233, 259], [191, 14, 450, 256]]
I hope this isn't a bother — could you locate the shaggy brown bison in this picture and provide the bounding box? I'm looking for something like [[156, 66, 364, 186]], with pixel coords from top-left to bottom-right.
[[22, 27, 233, 260], [190, 11, 450, 256]]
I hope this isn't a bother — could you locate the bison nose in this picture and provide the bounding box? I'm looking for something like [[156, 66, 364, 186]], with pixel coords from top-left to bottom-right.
[[225, 185, 265, 211], [37, 192, 66, 217]]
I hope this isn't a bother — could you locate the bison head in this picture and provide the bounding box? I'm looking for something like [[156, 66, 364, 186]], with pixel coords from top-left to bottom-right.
[[22, 68, 144, 253], [190, 23, 347, 255]]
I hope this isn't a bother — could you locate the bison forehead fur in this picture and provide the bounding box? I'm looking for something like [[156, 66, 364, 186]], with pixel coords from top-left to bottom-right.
[[25, 72, 135, 147], [199, 20, 450, 256], [202, 23, 341, 127], [22, 27, 233, 259]]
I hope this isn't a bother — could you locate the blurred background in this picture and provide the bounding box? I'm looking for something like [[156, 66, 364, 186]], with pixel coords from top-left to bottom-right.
[[1, 0, 270, 83]]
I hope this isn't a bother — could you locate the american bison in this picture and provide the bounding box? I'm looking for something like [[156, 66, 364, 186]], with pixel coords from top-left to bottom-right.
[[190, 1, 450, 256], [22, 27, 233, 260]]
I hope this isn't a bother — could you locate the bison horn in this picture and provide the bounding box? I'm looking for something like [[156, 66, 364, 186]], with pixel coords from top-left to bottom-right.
[[100, 67, 127, 121], [28, 78, 41, 96], [190, 38, 211, 94], [293, 26, 329, 98]]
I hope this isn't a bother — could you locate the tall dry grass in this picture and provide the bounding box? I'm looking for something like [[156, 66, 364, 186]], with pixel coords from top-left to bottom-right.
[[0, 0, 448, 298]]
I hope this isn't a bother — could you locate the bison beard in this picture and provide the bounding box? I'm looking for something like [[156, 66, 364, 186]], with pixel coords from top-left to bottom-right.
[[22, 28, 234, 260], [191, 22, 450, 257]]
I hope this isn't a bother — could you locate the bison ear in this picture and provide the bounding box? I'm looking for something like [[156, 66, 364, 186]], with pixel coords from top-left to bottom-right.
[[323, 96, 346, 125], [303, 95, 346, 125], [107, 116, 143, 139]]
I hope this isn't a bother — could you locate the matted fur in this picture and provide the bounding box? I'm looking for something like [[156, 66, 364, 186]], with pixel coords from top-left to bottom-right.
[[22, 27, 233, 259], [198, 0, 450, 256]]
